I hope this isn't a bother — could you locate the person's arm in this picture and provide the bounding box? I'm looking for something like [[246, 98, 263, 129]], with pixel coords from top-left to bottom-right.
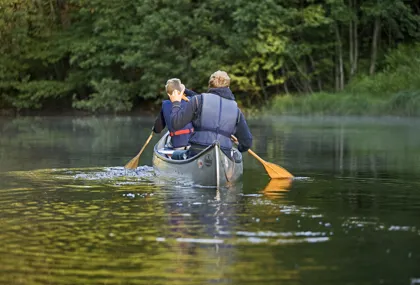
[[234, 111, 253, 152], [184, 88, 198, 97], [170, 95, 200, 131], [153, 109, 166, 133]]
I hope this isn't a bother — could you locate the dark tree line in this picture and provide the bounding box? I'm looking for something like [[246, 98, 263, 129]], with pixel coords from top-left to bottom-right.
[[0, 0, 419, 112]]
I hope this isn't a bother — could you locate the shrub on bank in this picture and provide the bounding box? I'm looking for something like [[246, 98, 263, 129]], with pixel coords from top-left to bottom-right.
[[271, 91, 420, 116], [271, 44, 420, 117], [271, 93, 380, 116], [387, 91, 420, 116]]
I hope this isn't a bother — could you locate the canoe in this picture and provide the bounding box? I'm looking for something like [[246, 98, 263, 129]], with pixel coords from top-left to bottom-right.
[[152, 132, 243, 187]]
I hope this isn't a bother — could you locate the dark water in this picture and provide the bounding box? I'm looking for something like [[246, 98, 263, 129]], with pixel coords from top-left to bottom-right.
[[0, 116, 419, 285]]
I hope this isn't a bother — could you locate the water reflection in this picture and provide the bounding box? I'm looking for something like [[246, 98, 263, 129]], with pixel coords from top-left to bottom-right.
[[1, 116, 420, 284], [1, 166, 419, 284], [262, 178, 293, 199], [1, 116, 420, 180]]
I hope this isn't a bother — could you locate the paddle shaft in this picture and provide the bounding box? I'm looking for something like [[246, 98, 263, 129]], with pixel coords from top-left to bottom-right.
[[124, 131, 153, 169], [231, 135, 293, 179], [136, 131, 154, 159], [247, 148, 267, 164], [231, 135, 266, 163]]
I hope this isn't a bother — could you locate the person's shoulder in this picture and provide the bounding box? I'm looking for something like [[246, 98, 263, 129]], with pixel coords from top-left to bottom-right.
[[162, 99, 171, 106], [185, 88, 198, 97]]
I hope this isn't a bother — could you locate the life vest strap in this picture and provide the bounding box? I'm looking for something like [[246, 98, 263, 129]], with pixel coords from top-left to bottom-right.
[[169, 128, 194, 137], [194, 127, 231, 138]]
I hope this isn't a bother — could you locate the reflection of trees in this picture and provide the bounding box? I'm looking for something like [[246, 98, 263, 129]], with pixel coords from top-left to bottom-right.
[[249, 117, 420, 179], [2, 116, 419, 179], [0, 116, 158, 172]]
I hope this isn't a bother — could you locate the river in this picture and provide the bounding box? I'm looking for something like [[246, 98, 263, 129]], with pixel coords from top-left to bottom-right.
[[0, 116, 419, 285]]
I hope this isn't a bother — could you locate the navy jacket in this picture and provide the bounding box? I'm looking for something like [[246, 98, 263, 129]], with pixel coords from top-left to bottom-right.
[[153, 89, 196, 148], [170, 87, 253, 153]]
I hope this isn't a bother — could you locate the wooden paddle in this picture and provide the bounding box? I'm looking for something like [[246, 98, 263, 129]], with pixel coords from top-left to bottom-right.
[[125, 94, 190, 170], [231, 135, 294, 179], [125, 131, 154, 169]]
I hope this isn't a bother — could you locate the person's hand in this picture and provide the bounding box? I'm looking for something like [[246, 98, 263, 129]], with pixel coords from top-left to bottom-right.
[[169, 88, 184, 103]]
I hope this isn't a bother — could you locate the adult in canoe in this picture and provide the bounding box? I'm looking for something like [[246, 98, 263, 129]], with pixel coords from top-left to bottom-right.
[[168, 70, 253, 159], [153, 78, 196, 150]]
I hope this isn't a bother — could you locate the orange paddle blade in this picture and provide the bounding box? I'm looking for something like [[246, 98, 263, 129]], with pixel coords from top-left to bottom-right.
[[247, 148, 294, 179], [261, 161, 294, 179]]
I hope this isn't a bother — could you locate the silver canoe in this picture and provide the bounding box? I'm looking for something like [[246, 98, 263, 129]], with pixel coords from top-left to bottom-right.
[[152, 133, 243, 187]]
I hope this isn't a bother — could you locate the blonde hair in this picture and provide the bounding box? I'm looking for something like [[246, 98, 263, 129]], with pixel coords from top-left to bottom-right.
[[208, 70, 230, 88], [165, 78, 183, 95]]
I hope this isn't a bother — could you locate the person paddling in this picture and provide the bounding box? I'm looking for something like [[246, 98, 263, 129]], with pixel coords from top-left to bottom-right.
[[168, 71, 252, 159], [153, 78, 196, 150]]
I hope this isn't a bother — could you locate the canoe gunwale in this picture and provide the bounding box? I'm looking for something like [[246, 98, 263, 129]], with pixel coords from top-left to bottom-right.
[[153, 133, 219, 165]]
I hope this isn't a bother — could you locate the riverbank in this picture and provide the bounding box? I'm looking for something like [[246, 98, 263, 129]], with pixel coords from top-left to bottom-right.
[[269, 44, 420, 117], [2, 91, 419, 118], [269, 90, 420, 117]]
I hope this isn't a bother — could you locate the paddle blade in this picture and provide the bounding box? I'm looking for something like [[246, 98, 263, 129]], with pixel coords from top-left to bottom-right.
[[124, 131, 154, 170], [262, 161, 294, 179], [125, 154, 140, 169]]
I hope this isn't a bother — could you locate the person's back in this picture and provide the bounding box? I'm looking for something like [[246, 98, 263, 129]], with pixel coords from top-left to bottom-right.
[[168, 71, 253, 159], [188, 88, 239, 154], [153, 78, 194, 149], [161, 99, 193, 148]]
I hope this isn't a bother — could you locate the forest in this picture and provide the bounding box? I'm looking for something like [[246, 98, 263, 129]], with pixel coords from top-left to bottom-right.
[[1, 0, 419, 115]]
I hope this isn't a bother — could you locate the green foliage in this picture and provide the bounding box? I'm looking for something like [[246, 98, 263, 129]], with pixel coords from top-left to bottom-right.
[[0, 0, 419, 113], [387, 91, 420, 116], [271, 93, 382, 116], [271, 90, 420, 117], [347, 44, 420, 97], [73, 79, 133, 112]]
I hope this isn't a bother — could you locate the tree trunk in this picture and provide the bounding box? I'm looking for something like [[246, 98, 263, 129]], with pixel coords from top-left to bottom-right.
[[308, 55, 322, 92], [370, 17, 381, 75], [57, 0, 70, 28], [349, 0, 354, 76], [289, 56, 312, 94], [258, 70, 268, 101], [291, 76, 303, 94], [335, 56, 340, 92], [281, 68, 289, 94], [353, 0, 358, 75], [285, 62, 304, 94], [335, 24, 344, 90], [49, 0, 56, 21], [305, 65, 314, 94], [284, 81, 289, 94], [339, 126, 344, 174]]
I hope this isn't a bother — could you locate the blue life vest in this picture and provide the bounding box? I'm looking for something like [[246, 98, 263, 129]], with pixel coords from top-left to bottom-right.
[[189, 93, 238, 150], [162, 99, 193, 148]]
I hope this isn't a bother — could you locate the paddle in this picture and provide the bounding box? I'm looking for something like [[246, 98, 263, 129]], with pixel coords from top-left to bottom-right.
[[125, 131, 154, 169], [231, 135, 294, 179], [124, 94, 190, 170]]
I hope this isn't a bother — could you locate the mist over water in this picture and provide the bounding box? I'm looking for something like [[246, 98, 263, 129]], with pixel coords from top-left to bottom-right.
[[0, 116, 419, 285]]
